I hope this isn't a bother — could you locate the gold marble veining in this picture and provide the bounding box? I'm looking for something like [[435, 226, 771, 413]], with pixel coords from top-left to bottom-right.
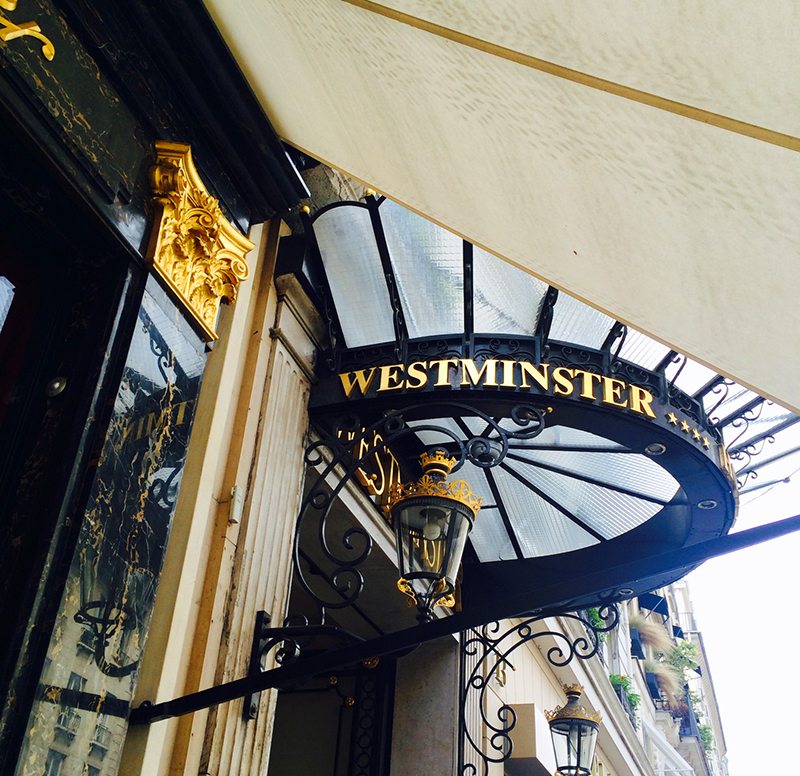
[[147, 141, 254, 341], [0, 0, 55, 60]]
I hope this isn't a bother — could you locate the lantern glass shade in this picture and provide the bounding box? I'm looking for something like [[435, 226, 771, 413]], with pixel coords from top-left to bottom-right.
[[392, 494, 474, 615], [549, 717, 599, 776]]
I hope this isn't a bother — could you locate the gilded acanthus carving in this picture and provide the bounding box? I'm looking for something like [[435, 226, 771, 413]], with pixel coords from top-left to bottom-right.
[[147, 141, 253, 341]]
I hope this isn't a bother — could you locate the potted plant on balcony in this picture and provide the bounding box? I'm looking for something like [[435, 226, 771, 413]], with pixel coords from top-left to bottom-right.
[[608, 673, 640, 726]]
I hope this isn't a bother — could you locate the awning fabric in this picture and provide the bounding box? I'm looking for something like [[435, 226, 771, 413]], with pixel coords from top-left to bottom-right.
[[638, 593, 669, 618], [205, 0, 800, 412]]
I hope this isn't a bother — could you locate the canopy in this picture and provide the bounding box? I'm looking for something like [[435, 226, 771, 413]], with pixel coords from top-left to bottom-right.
[[205, 0, 800, 411]]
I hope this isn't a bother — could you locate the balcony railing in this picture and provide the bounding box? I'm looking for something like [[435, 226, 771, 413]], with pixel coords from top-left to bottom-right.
[[612, 683, 639, 729], [55, 707, 81, 741]]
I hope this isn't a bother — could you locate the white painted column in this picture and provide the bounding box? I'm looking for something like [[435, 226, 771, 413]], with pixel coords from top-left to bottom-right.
[[198, 274, 323, 776]]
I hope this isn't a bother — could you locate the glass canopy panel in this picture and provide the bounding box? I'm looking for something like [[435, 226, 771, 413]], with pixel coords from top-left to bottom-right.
[[665, 357, 718, 395], [472, 246, 548, 335], [617, 328, 671, 370], [468, 508, 518, 562], [313, 206, 396, 347], [379, 198, 463, 338], [492, 466, 598, 557], [512, 448, 679, 503], [449, 459, 494, 504], [503, 459, 662, 539], [508, 425, 628, 452], [547, 293, 615, 348]]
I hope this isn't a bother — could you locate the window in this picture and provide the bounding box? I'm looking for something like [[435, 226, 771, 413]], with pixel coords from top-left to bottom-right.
[[44, 749, 66, 776]]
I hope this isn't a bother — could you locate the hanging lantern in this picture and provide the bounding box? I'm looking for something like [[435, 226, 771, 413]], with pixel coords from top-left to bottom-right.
[[546, 684, 602, 775], [387, 450, 481, 621]]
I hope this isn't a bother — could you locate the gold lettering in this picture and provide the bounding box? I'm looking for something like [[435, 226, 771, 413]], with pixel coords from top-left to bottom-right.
[[578, 370, 603, 400], [406, 360, 429, 390], [519, 361, 550, 390], [378, 364, 404, 391], [602, 377, 628, 408], [552, 367, 575, 396], [348, 429, 403, 505], [339, 368, 378, 398], [429, 358, 459, 387], [0, 2, 55, 61], [366, 433, 388, 496], [499, 360, 517, 388], [174, 400, 191, 426], [144, 409, 171, 438], [629, 385, 656, 418], [460, 358, 498, 387]]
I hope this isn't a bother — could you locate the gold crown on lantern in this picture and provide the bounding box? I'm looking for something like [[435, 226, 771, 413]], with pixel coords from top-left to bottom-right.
[[387, 451, 482, 518], [545, 684, 602, 725], [419, 450, 457, 476]]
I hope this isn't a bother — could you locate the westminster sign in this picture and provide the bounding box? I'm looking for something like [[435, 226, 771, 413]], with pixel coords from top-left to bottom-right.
[[336, 357, 657, 419]]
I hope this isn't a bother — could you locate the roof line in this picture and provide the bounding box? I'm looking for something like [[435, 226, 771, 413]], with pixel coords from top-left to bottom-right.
[[343, 0, 800, 153]]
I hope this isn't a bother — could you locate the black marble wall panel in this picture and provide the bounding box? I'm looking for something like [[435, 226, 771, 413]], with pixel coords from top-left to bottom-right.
[[13, 276, 205, 775]]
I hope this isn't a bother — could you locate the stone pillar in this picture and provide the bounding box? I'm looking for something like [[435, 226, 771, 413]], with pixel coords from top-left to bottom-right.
[[390, 638, 461, 776]]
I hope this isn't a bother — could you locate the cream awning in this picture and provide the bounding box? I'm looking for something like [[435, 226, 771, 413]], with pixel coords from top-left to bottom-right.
[[206, 0, 800, 411]]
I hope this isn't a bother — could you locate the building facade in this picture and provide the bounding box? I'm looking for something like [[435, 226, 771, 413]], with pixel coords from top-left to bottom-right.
[[0, 4, 792, 776]]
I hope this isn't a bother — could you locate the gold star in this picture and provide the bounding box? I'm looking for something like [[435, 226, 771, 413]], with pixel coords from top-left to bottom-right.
[[702, 437, 711, 449], [691, 428, 702, 441], [666, 412, 678, 425], [680, 420, 691, 433]]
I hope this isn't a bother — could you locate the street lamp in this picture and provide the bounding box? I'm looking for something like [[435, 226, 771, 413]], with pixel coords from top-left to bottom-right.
[[387, 449, 481, 621], [546, 684, 601, 776]]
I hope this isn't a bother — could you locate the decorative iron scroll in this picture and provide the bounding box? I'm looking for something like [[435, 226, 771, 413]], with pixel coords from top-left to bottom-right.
[[147, 141, 253, 341], [297, 403, 546, 619], [459, 606, 619, 775]]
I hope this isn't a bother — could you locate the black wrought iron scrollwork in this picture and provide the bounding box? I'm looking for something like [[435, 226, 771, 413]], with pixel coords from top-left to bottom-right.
[[535, 286, 559, 347], [74, 602, 140, 678], [458, 605, 619, 775], [294, 401, 547, 626], [243, 610, 364, 719], [243, 400, 548, 715], [724, 399, 767, 455], [705, 379, 734, 420]]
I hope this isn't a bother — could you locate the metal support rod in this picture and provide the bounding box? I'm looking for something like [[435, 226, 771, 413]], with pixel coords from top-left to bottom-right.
[[130, 513, 800, 724]]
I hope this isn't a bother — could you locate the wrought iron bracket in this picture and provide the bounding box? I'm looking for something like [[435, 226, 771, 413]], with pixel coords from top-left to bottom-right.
[[243, 610, 364, 721], [459, 607, 619, 774], [130, 513, 800, 725]]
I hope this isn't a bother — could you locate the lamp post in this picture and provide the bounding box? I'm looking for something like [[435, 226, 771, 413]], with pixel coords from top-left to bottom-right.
[[387, 450, 481, 621], [546, 684, 601, 776]]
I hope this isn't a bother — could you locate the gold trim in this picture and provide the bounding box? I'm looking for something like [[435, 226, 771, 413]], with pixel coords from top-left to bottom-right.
[[419, 449, 457, 477], [388, 474, 482, 517], [546, 684, 602, 725], [147, 141, 254, 341], [396, 577, 455, 609], [342, 0, 799, 153]]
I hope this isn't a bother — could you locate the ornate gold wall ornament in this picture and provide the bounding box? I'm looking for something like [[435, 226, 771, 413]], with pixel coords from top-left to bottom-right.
[[0, 1, 56, 61], [147, 141, 254, 341]]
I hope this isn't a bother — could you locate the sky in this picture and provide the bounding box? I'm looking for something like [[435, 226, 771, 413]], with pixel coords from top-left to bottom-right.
[[687, 470, 800, 775]]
